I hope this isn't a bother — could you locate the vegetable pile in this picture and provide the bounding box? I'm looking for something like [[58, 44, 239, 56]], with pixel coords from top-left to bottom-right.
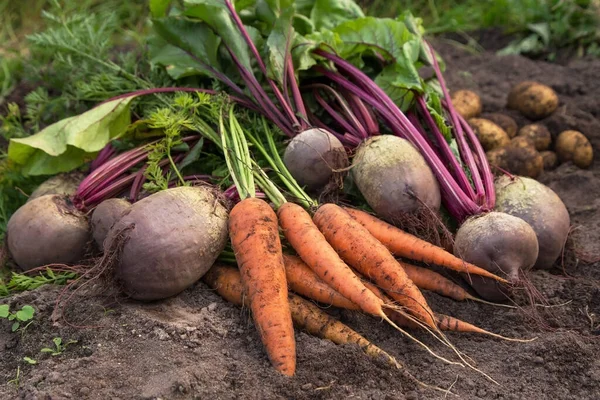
[[1, 0, 584, 390]]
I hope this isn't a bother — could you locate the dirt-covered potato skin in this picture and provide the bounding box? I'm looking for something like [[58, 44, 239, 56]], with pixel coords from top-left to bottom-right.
[[451, 89, 482, 120], [541, 151, 558, 170], [351, 135, 441, 222], [494, 175, 570, 269], [105, 186, 229, 301], [555, 130, 593, 168], [283, 128, 349, 193], [517, 124, 552, 151], [507, 81, 559, 120], [91, 198, 131, 248], [7, 195, 90, 271], [469, 118, 511, 151], [486, 146, 543, 178], [482, 113, 518, 138], [510, 136, 536, 149], [454, 212, 539, 302]]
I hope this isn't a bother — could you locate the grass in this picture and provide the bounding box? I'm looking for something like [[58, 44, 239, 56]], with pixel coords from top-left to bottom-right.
[[359, 0, 600, 58]]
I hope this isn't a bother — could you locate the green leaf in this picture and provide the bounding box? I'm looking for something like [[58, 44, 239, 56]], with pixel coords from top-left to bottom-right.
[[185, 0, 253, 72], [372, 40, 423, 110], [178, 137, 204, 170], [255, 0, 295, 26], [23, 357, 37, 365], [310, 0, 364, 31], [40, 348, 54, 353], [0, 305, 9, 318], [11, 322, 19, 332], [265, 7, 295, 83], [8, 97, 134, 176], [16, 306, 34, 322], [151, 17, 221, 79], [53, 337, 62, 348], [150, 0, 172, 18], [527, 22, 550, 46], [333, 17, 415, 66]]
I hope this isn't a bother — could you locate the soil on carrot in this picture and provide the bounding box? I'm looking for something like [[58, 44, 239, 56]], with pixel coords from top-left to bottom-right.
[[2, 35, 600, 400]]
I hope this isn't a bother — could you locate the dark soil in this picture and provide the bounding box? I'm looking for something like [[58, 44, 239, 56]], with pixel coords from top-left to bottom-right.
[[2, 35, 600, 400]]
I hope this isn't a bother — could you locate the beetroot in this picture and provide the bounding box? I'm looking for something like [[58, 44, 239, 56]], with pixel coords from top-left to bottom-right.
[[283, 128, 348, 193], [91, 198, 131, 248], [7, 195, 90, 270], [351, 135, 441, 222], [454, 211, 539, 302], [494, 175, 570, 269], [104, 186, 228, 301]]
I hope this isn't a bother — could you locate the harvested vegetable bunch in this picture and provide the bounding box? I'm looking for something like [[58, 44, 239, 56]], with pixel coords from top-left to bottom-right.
[[147, 0, 545, 301], [6, 89, 226, 271], [151, 0, 349, 194], [222, 110, 518, 383]]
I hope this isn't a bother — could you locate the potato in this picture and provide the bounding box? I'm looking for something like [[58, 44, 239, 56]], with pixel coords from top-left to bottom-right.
[[468, 118, 510, 151], [482, 113, 518, 138], [450, 90, 482, 120], [510, 136, 536, 149], [555, 130, 593, 168], [540, 151, 558, 170], [517, 124, 551, 151], [507, 81, 559, 120], [486, 146, 543, 178]]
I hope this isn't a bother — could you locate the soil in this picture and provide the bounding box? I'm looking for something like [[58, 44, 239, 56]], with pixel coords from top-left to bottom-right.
[[2, 33, 600, 400]]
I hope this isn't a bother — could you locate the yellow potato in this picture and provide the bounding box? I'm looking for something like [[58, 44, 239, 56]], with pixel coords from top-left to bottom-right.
[[540, 151, 558, 170], [517, 124, 552, 151], [486, 146, 543, 179], [555, 130, 593, 168], [451, 90, 482, 120], [510, 136, 536, 149], [483, 113, 518, 138], [468, 118, 510, 151], [507, 81, 559, 120]]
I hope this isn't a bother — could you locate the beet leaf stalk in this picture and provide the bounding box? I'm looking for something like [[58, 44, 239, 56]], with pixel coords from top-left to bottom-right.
[[312, 46, 494, 222]]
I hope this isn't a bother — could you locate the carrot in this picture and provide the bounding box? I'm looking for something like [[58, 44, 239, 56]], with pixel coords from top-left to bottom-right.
[[203, 264, 246, 307], [357, 275, 531, 343], [287, 294, 400, 367], [313, 203, 437, 329], [283, 253, 359, 310], [229, 197, 296, 376], [203, 264, 400, 367], [343, 207, 508, 284], [436, 314, 536, 342], [277, 202, 386, 318], [400, 262, 517, 308]]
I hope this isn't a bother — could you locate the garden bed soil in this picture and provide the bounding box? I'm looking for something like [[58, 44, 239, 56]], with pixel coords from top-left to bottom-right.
[[1, 36, 600, 400]]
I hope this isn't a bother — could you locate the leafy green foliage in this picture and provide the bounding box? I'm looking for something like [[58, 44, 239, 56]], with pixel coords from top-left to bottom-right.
[[359, 0, 600, 59], [8, 96, 135, 176], [23, 357, 37, 365], [142, 92, 225, 192], [0, 268, 78, 297], [0, 304, 35, 332], [41, 337, 78, 356]]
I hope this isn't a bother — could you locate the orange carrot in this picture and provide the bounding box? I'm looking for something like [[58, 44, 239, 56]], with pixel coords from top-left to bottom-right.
[[436, 314, 536, 342], [277, 202, 387, 318], [313, 204, 437, 329], [203, 264, 246, 307], [203, 264, 400, 367], [287, 294, 400, 367], [283, 254, 359, 310], [401, 262, 472, 301], [344, 207, 508, 284], [358, 276, 531, 342], [229, 197, 296, 376]]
